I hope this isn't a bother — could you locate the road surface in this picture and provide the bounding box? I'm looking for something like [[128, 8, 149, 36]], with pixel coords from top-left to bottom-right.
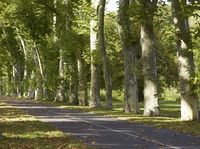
[[2, 99, 200, 149]]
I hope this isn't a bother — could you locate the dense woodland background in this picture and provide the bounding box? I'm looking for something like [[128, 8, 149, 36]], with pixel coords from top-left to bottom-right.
[[0, 0, 200, 121]]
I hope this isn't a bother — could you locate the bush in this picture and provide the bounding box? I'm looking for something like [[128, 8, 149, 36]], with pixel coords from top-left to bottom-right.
[[100, 89, 124, 101], [160, 87, 180, 101]]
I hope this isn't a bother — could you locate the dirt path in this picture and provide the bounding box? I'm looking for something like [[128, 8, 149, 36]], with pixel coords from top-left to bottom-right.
[[2, 99, 200, 149]]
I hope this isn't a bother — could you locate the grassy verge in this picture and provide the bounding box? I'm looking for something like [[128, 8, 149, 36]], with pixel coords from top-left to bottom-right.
[[57, 100, 200, 136], [0, 102, 88, 149]]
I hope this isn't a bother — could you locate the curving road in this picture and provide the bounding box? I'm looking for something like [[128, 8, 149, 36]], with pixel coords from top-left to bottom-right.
[[2, 99, 200, 149]]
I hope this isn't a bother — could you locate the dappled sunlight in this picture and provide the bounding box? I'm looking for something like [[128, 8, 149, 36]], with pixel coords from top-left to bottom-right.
[[3, 130, 63, 139], [178, 55, 190, 80], [0, 0, 199, 147], [1, 117, 36, 122], [2, 99, 200, 149], [59, 105, 90, 111], [7, 105, 60, 109], [0, 105, 32, 119], [0, 102, 88, 149], [58, 100, 200, 136]]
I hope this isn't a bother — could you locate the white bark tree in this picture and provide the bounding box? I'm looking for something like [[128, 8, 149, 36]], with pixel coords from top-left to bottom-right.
[[89, 0, 101, 108], [54, 0, 65, 102], [172, 0, 199, 121], [78, 49, 88, 106], [140, 0, 160, 116]]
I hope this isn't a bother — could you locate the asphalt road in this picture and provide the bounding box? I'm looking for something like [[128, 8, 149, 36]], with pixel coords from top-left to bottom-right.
[[2, 99, 200, 149]]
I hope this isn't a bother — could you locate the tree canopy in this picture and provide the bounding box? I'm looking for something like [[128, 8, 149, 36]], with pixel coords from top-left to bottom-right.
[[0, 0, 200, 121]]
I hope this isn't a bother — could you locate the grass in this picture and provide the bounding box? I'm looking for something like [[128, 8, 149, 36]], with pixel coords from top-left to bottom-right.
[[57, 100, 200, 136], [0, 102, 88, 149]]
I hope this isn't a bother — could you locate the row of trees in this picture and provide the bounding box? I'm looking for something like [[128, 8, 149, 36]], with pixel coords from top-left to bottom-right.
[[0, 0, 200, 121]]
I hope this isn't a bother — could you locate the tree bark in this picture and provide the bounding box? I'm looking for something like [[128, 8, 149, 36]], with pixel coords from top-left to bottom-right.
[[17, 33, 28, 98], [118, 0, 139, 113], [140, 0, 159, 116], [33, 44, 45, 100], [54, 0, 69, 102], [69, 60, 79, 105], [172, 0, 199, 121], [97, 0, 112, 109], [55, 48, 65, 102], [77, 49, 88, 106], [54, 0, 64, 102], [89, 0, 101, 108]]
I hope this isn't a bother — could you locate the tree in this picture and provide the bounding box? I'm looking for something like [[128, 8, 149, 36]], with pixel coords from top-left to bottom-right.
[[73, 0, 90, 106], [54, 0, 65, 102], [140, 0, 160, 116], [77, 47, 88, 106], [118, 0, 139, 113], [89, 0, 101, 108], [171, 0, 199, 121], [97, 0, 112, 109]]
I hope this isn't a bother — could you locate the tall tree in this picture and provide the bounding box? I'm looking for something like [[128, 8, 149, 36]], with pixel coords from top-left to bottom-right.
[[77, 48, 88, 106], [89, 0, 101, 108], [172, 0, 199, 121], [97, 0, 112, 109], [118, 0, 139, 113], [140, 0, 159, 116], [69, 58, 79, 105], [54, 0, 65, 102], [33, 43, 45, 100]]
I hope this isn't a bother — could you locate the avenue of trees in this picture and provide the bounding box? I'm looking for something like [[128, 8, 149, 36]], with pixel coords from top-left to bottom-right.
[[0, 0, 200, 121]]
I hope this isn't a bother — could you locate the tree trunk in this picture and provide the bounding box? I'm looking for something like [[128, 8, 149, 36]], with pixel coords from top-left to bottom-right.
[[172, 0, 199, 121], [89, 0, 101, 108], [12, 64, 18, 97], [2, 24, 21, 97], [140, 0, 159, 116], [28, 71, 36, 100], [54, 0, 67, 102], [17, 33, 28, 98], [55, 48, 65, 102], [77, 49, 88, 106], [118, 0, 139, 113], [98, 0, 113, 109], [33, 44, 45, 100], [69, 60, 79, 105]]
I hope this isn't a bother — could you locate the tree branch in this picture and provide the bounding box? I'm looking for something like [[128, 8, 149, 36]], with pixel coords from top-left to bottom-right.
[[152, 0, 158, 7], [35, 0, 60, 16]]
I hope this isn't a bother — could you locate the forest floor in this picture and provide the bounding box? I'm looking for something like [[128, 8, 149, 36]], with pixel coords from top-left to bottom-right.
[[1, 98, 200, 149]]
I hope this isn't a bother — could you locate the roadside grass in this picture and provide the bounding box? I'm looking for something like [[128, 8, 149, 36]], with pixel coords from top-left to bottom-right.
[[58, 100, 200, 136], [0, 102, 88, 149]]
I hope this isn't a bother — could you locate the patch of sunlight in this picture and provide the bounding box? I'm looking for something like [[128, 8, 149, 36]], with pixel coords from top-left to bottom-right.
[[114, 107, 123, 111], [178, 55, 190, 80], [0, 105, 13, 109], [0, 102, 7, 105], [59, 105, 90, 110], [3, 131, 64, 139], [2, 117, 36, 122], [118, 117, 131, 120], [173, 17, 178, 24], [129, 116, 180, 123]]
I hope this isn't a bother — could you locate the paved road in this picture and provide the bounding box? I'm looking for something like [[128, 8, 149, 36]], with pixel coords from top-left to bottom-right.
[[2, 99, 200, 149]]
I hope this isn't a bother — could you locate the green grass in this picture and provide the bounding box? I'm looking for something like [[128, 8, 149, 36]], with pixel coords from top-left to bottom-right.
[[58, 100, 200, 136], [0, 102, 88, 149]]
